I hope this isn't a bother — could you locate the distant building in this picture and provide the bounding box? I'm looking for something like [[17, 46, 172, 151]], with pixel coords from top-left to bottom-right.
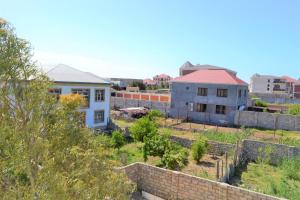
[[249, 74, 296, 97], [45, 64, 111, 129], [170, 68, 248, 125], [109, 78, 143, 89], [143, 74, 173, 88], [294, 80, 300, 98], [143, 78, 157, 86], [153, 74, 172, 87], [179, 61, 237, 76]]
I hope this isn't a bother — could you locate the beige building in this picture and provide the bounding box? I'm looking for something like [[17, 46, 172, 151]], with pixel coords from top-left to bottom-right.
[[249, 74, 296, 96]]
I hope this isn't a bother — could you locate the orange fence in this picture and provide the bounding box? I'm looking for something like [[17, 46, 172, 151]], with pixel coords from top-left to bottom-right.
[[115, 92, 170, 102]]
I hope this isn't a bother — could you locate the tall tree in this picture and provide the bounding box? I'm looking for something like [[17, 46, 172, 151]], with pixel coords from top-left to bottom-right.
[[0, 18, 133, 199]]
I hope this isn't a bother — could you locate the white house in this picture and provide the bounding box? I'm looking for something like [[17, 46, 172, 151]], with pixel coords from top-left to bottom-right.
[[44, 64, 111, 129]]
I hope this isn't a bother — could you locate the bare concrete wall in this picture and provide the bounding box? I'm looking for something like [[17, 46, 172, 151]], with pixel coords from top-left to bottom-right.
[[118, 163, 282, 200], [234, 111, 300, 131], [111, 97, 170, 113]]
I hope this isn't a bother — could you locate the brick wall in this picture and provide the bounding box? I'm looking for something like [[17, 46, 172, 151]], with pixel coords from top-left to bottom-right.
[[234, 111, 300, 131], [118, 163, 282, 200]]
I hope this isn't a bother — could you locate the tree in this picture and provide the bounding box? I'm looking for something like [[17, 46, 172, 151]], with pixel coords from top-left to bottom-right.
[[0, 18, 133, 199], [129, 117, 158, 142], [130, 81, 146, 91], [111, 130, 126, 150], [191, 137, 208, 163]]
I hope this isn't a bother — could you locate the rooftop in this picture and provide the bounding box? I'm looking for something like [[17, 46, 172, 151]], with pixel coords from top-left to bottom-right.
[[44, 64, 110, 84], [180, 61, 237, 76], [172, 69, 247, 85]]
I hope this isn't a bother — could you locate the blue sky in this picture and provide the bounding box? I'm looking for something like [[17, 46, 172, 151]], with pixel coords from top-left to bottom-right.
[[1, 0, 300, 82]]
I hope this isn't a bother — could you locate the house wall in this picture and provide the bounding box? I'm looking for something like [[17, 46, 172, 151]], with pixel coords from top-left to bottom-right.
[[169, 82, 248, 124], [53, 83, 110, 128]]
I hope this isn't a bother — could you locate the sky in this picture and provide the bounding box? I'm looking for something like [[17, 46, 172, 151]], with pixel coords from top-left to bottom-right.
[[1, 0, 300, 82]]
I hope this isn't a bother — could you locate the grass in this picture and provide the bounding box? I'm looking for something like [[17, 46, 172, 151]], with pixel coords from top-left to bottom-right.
[[112, 118, 300, 147], [240, 158, 300, 200], [160, 127, 243, 144], [113, 119, 134, 128], [114, 142, 161, 166]]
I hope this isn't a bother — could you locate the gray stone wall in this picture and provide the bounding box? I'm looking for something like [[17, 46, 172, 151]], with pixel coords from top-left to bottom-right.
[[170, 82, 248, 125], [170, 136, 235, 156], [118, 163, 282, 200], [111, 97, 170, 113], [235, 111, 300, 131], [240, 139, 300, 165]]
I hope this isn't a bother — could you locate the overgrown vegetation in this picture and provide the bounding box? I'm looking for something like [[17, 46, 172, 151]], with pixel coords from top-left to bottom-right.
[[255, 99, 268, 107], [241, 157, 300, 200], [0, 19, 133, 199], [111, 130, 126, 150], [191, 137, 208, 163], [288, 104, 300, 115]]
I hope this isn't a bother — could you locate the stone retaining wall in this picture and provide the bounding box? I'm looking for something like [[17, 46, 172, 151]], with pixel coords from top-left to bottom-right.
[[170, 136, 235, 156], [240, 139, 300, 165], [234, 111, 300, 131], [118, 163, 282, 200]]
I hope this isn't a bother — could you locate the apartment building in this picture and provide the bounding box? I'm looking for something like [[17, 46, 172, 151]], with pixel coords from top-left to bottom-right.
[[170, 68, 248, 125], [249, 74, 296, 96]]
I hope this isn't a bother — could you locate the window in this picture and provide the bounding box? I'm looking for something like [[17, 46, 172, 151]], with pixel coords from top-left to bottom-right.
[[244, 90, 247, 97], [238, 89, 242, 98], [72, 88, 90, 107], [49, 88, 61, 100], [196, 103, 207, 112], [197, 88, 208, 96], [95, 89, 105, 102], [186, 86, 189, 90], [94, 110, 105, 124], [216, 105, 226, 114], [217, 89, 228, 97]]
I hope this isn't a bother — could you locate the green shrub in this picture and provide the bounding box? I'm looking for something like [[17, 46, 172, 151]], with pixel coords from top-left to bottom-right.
[[255, 99, 268, 107], [111, 130, 126, 150], [147, 109, 164, 120], [129, 117, 158, 142], [161, 143, 189, 170], [191, 137, 208, 163], [143, 133, 170, 161], [288, 104, 300, 115]]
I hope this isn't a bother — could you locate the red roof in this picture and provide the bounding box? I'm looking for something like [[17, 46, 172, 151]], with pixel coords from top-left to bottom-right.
[[172, 69, 247, 85], [282, 76, 297, 83]]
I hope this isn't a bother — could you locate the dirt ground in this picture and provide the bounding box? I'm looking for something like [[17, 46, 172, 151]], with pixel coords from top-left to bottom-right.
[[182, 153, 231, 181]]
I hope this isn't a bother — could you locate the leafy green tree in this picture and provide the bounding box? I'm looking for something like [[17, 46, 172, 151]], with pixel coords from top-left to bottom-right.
[[130, 81, 146, 91], [161, 143, 189, 170], [143, 133, 170, 161], [0, 18, 133, 200], [191, 137, 208, 163], [129, 117, 158, 142], [112, 130, 126, 150], [147, 109, 164, 121]]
